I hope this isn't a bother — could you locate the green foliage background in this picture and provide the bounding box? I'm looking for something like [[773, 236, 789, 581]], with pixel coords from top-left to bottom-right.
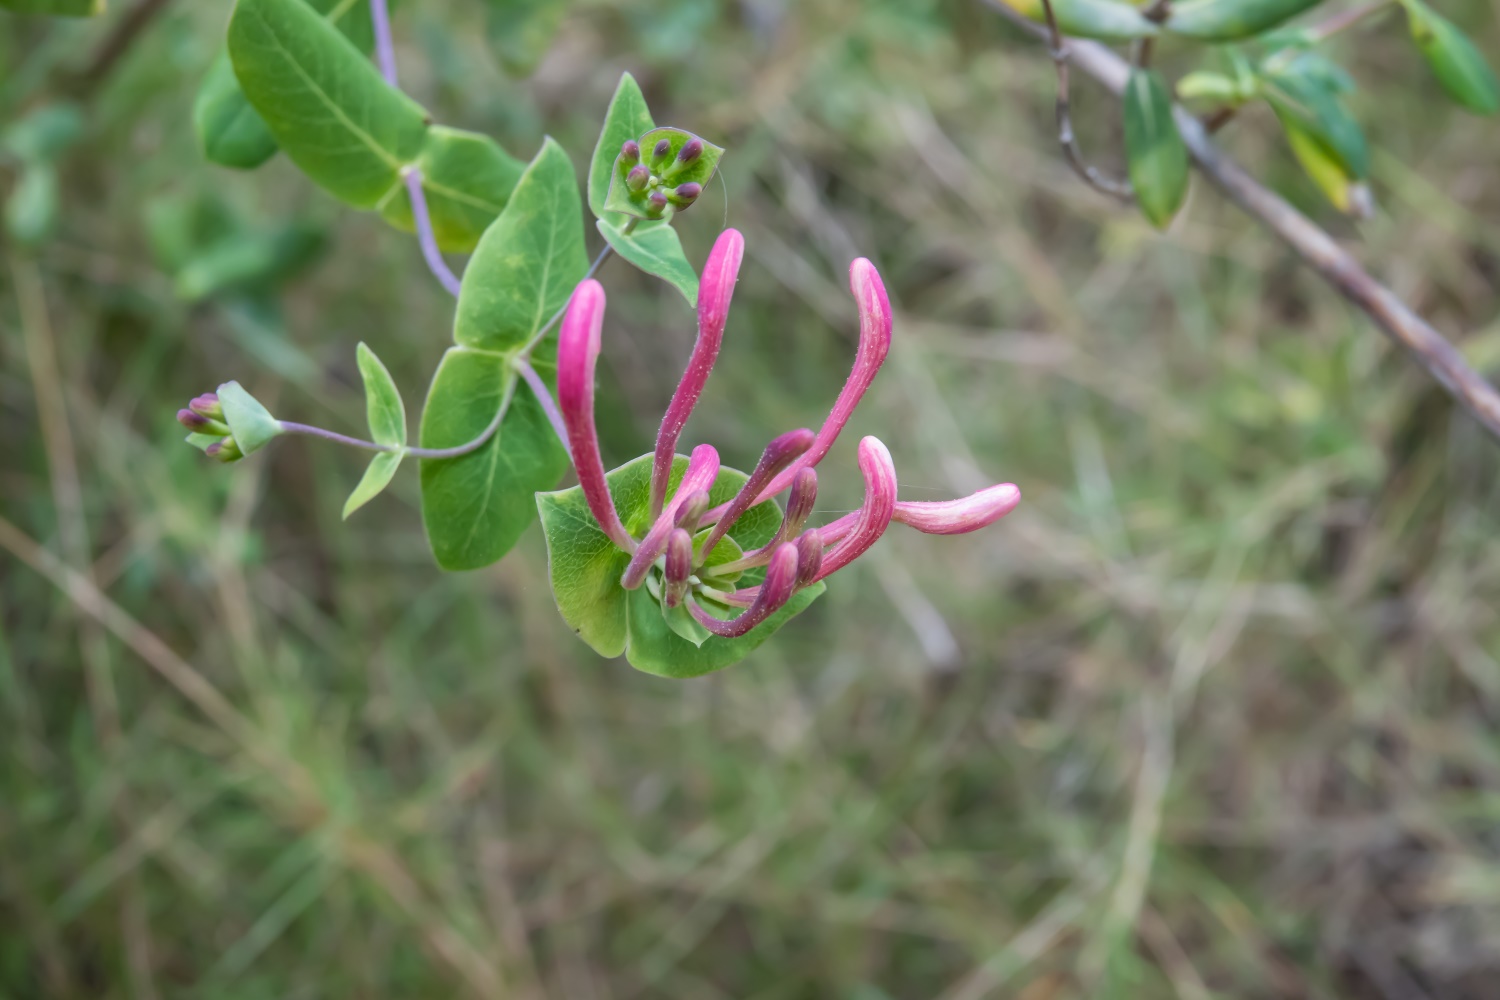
[[3, 0, 1500, 996]]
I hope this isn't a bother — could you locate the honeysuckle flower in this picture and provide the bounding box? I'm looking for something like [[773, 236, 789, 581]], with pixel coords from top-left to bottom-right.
[[550, 226, 1020, 651]]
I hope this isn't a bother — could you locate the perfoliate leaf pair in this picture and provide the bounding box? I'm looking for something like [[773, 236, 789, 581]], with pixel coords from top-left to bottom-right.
[[1400, 0, 1499, 115], [1124, 69, 1189, 229], [586, 73, 712, 306], [417, 138, 585, 569], [224, 0, 525, 252], [538, 454, 824, 679]]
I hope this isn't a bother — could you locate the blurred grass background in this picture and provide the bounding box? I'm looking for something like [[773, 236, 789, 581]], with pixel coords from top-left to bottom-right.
[[4, 0, 1500, 996]]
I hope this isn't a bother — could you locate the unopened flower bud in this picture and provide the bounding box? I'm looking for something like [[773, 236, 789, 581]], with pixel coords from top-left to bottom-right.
[[189, 393, 223, 420], [784, 467, 818, 537], [646, 189, 669, 215], [676, 137, 703, 165], [178, 408, 210, 430], [674, 489, 710, 533], [793, 529, 823, 589], [668, 182, 702, 207], [664, 528, 693, 608], [626, 163, 651, 193], [651, 138, 672, 165], [206, 436, 244, 463], [621, 139, 641, 164]]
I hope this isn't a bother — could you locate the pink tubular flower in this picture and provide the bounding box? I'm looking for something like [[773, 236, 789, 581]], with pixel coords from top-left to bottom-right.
[[699, 427, 813, 562], [651, 228, 744, 518], [550, 229, 1018, 646], [691, 542, 800, 638], [622, 443, 720, 590], [812, 437, 897, 582], [558, 280, 635, 552]]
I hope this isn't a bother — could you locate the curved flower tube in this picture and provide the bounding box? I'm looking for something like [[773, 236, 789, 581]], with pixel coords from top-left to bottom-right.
[[558, 280, 635, 551], [622, 443, 720, 590], [699, 427, 813, 561], [812, 437, 898, 582], [663, 528, 694, 609], [818, 483, 1024, 545], [691, 542, 800, 638], [651, 228, 744, 518]]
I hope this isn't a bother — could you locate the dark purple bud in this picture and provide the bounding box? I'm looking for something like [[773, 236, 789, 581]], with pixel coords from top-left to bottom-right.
[[626, 163, 651, 193], [621, 139, 641, 164], [646, 190, 669, 214], [664, 528, 694, 608], [178, 408, 210, 430], [651, 138, 672, 164], [690, 542, 799, 638], [674, 489, 711, 534], [668, 182, 702, 207], [676, 137, 703, 164], [793, 529, 824, 589], [189, 393, 223, 420]]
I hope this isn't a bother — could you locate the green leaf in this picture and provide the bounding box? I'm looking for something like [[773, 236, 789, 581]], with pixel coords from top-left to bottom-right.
[[194, 50, 279, 170], [1280, 116, 1373, 217], [343, 452, 403, 519], [378, 126, 526, 254], [453, 137, 589, 352], [1123, 69, 1188, 229], [994, 0, 1158, 40], [356, 342, 406, 447], [1259, 54, 1369, 179], [1402, 0, 1499, 115], [1, 104, 84, 162], [173, 224, 326, 301], [603, 126, 723, 221], [185, 432, 222, 453], [194, 0, 381, 171], [589, 72, 655, 221], [216, 381, 282, 455], [537, 453, 816, 678], [418, 347, 569, 570], [5, 163, 59, 246], [1164, 0, 1323, 42], [228, 0, 428, 208], [0, 0, 104, 16], [597, 218, 699, 307]]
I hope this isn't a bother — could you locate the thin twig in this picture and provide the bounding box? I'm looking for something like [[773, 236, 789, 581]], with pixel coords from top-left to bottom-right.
[[1032, 0, 1134, 202], [278, 376, 515, 459], [981, 0, 1500, 443]]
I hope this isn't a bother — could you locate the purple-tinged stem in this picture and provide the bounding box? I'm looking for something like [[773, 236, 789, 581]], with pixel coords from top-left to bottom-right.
[[370, 0, 399, 87], [277, 376, 515, 460], [812, 436, 897, 583], [622, 444, 720, 590], [557, 280, 636, 552], [699, 428, 813, 562], [650, 228, 744, 519], [515, 357, 569, 451], [402, 168, 463, 298], [690, 542, 799, 638]]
